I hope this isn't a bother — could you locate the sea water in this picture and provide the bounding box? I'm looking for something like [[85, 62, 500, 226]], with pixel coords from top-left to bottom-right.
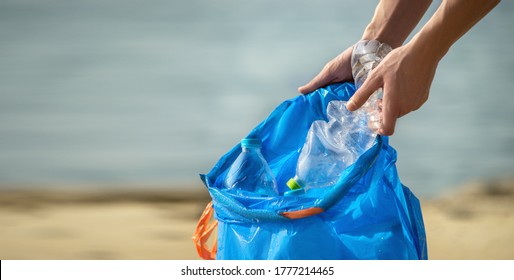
[[0, 0, 513, 197]]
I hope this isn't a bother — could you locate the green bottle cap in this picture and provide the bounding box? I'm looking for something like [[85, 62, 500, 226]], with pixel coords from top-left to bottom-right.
[[286, 178, 303, 190]]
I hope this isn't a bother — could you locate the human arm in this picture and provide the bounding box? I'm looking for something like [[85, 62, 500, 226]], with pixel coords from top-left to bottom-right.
[[298, 0, 433, 94], [346, 0, 500, 135]]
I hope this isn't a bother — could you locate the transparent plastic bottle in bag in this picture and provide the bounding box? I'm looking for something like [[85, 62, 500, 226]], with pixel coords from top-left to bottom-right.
[[224, 138, 278, 197], [286, 40, 391, 193]]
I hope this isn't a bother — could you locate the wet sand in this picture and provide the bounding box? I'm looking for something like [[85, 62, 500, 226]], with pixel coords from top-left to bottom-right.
[[0, 179, 513, 260]]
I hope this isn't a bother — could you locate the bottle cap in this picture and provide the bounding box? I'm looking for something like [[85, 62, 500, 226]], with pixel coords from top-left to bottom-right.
[[241, 138, 262, 148], [286, 178, 303, 190]]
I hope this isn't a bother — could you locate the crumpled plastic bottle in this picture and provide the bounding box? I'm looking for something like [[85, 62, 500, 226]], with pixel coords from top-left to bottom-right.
[[224, 138, 278, 197], [286, 40, 392, 193], [351, 39, 393, 131]]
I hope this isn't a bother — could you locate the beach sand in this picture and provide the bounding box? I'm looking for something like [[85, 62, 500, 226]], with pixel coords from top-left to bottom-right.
[[0, 179, 513, 260]]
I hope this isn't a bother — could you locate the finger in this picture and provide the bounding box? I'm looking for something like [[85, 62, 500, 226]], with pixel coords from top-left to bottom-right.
[[346, 73, 382, 111], [379, 94, 398, 136], [298, 70, 333, 94]]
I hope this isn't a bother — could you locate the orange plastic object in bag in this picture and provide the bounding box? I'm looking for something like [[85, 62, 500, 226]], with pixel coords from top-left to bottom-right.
[[192, 201, 218, 260]]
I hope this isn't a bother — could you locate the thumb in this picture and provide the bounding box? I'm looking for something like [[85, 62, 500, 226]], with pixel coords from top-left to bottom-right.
[[346, 74, 382, 111], [298, 68, 334, 94]]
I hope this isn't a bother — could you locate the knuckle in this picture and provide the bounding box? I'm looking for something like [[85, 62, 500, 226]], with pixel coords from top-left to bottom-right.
[[380, 125, 395, 136]]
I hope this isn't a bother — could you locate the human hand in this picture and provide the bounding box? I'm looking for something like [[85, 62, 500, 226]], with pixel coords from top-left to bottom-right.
[[298, 46, 354, 94], [346, 43, 439, 135]]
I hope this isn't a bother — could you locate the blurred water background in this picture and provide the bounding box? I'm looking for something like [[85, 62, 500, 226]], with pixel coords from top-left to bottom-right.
[[0, 0, 512, 198]]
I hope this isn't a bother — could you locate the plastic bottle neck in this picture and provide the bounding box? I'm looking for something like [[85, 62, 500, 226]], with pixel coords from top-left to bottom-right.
[[241, 146, 261, 153]]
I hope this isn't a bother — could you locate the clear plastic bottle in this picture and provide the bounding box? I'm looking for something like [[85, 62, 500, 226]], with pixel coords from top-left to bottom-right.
[[286, 40, 391, 193], [286, 101, 375, 192], [224, 138, 278, 197], [351, 39, 392, 131]]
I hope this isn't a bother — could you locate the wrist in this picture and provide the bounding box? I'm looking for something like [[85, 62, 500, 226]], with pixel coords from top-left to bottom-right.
[[361, 0, 433, 49], [407, 27, 449, 63], [362, 23, 403, 49]]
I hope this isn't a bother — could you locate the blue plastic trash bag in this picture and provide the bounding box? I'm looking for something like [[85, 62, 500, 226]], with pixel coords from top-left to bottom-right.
[[196, 82, 427, 260]]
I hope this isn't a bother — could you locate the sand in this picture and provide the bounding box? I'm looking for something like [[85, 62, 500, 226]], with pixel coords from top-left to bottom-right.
[[0, 179, 513, 260]]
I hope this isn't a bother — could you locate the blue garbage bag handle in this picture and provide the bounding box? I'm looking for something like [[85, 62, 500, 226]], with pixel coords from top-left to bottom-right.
[[281, 137, 383, 219], [201, 136, 383, 222]]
